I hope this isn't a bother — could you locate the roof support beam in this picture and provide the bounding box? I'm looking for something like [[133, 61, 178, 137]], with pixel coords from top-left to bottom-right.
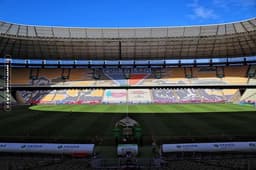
[[34, 27, 43, 58], [0, 38, 10, 57]]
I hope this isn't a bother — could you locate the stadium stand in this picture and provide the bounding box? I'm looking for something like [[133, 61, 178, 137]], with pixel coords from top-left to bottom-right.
[[248, 65, 256, 77], [240, 70, 256, 104], [102, 89, 127, 104], [222, 89, 241, 102], [17, 89, 105, 104], [79, 89, 103, 104], [38, 69, 62, 84], [128, 89, 152, 104], [0, 18, 256, 170], [241, 89, 256, 104], [39, 90, 56, 104], [10, 65, 251, 105], [165, 68, 188, 84], [103, 68, 127, 86], [66, 69, 95, 86], [9, 66, 252, 87], [52, 93, 67, 104], [191, 67, 224, 85], [222, 66, 248, 85], [141, 68, 188, 86], [16, 88, 245, 105], [128, 74, 148, 86], [198, 89, 225, 103], [152, 88, 178, 103], [192, 67, 217, 78], [152, 88, 229, 104], [11, 68, 30, 85]]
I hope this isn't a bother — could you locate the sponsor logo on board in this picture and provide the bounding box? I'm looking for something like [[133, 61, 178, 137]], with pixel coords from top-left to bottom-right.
[[0, 144, 6, 148], [249, 143, 256, 147], [58, 145, 63, 149], [176, 144, 197, 148], [213, 143, 235, 148]]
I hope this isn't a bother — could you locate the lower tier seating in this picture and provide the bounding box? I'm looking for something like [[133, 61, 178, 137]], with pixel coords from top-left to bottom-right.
[[16, 88, 241, 105]]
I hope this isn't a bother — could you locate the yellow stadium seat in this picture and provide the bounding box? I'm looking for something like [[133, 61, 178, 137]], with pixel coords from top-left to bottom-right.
[[11, 68, 30, 84]]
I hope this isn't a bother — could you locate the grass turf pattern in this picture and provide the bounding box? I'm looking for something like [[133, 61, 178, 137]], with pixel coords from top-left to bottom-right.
[[30, 103, 256, 113], [0, 104, 255, 143]]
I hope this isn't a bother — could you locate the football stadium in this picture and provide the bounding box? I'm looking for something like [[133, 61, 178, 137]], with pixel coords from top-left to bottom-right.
[[0, 16, 256, 169]]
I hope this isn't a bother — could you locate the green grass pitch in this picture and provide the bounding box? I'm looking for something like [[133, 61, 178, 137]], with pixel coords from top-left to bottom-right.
[[30, 103, 256, 113], [0, 103, 255, 144]]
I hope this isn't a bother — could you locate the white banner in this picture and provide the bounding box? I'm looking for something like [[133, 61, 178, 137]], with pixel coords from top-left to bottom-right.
[[162, 142, 256, 153], [0, 143, 94, 155]]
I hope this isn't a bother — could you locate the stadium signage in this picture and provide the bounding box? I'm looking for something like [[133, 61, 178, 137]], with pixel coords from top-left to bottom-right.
[[249, 143, 256, 147], [162, 142, 256, 153], [3, 56, 11, 111], [0, 144, 6, 148], [0, 143, 94, 155], [176, 144, 198, 149]]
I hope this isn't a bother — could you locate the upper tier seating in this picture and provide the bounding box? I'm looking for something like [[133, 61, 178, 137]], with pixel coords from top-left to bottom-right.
[[66, 69, 95, 86], [248, 65, 256, 77], [38, 69, 62, 83], [103, 68, 150, 86], [223, 66, 248, 84], [11, 68, 30, 84], [190, 67, 224, 85], [142, 68, 188, 86], [128, 74, 149, 86], [10, 66, 250, 87], [68, 69, 89, 81], [192, 67, 217, 78], [166, 68, 188, 83], [249, 78, 256, 85], [103, 68, 127, 86]]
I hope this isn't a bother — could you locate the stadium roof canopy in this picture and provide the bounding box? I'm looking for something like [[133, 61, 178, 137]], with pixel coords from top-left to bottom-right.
[[0, 18, 256, 60]]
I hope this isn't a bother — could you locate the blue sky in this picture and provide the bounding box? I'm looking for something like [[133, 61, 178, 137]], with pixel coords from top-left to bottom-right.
[[0, 0, 255, 27]]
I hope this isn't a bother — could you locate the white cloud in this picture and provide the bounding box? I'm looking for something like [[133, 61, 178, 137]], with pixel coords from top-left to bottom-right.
[[188, 0, 218, 20], [213, 0, 256, 8], [193, 6, 218, 19]]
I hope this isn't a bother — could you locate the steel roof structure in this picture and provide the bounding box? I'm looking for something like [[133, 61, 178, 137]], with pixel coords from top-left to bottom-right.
[[0, 18, 256, 60]]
